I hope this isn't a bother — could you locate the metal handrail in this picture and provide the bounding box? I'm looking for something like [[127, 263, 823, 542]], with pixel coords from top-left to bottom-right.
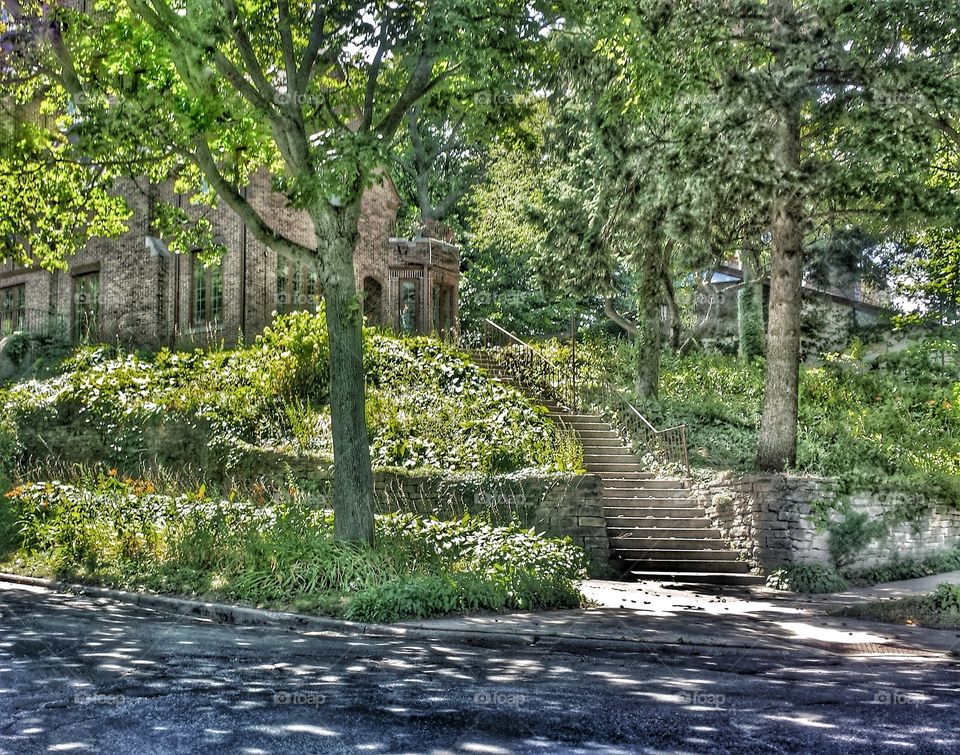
[[478, 317, 690, 476], [480, 318, 580, 412]]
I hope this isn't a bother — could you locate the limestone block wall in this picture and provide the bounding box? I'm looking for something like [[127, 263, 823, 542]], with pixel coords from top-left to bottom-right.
[[694, 474, 960, 572], [226, 446, 610, 569]]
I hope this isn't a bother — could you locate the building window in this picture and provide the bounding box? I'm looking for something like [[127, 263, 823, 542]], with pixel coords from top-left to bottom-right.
[[278, 255, 323, 314], [442, 285, 454, 333], [192, 255, 223, 326], [1, 284, 25, 335], [276, 256, 291, 314], [73, 272, 100, 343], [399, 280, 418, 334], [363, 276, 383, 326]]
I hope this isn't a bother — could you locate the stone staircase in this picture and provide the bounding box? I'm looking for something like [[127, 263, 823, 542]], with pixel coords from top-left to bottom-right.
[[469, 350, 763, 586]]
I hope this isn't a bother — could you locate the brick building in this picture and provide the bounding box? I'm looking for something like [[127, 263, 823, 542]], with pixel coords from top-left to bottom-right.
[[0, 172, 460, 345]]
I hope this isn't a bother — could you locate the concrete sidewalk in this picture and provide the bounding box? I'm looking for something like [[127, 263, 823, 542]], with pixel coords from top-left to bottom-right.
[[402, 579, 960, 659], [830, 569, 960, 602]]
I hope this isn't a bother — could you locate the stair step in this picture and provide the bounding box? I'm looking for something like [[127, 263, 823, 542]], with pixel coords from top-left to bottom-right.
[[583, 453, 641, 465], [588, 463, 650, 473], [611, 517, 712, 528], [604, 509, 708, 521], [610, 545, 741, 562], [579, 440, 629, 450], [628, 571, 766, 586], [596, 472, 658, 481], [602, 480, 688, 492], [616, 558, 753, 573], [618, 527, 720, 539], [574, 429, 622, 438], [605, 536, 727, 549], [603, 495, 698, 505], [628, 479, 689, 489]]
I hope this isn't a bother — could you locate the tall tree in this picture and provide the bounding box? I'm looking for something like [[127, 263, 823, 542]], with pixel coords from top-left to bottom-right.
[[582, 0, 960, 468], [1, 0, 562, 541]]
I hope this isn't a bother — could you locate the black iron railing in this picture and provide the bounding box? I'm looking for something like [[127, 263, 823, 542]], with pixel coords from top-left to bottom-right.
[[0, 308, 68, 340], [478, 317, 690, 476], [480, 318, 580, 412]]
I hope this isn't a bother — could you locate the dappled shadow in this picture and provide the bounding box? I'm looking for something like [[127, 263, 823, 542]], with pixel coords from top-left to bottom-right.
[[1, 580, 959, 753]]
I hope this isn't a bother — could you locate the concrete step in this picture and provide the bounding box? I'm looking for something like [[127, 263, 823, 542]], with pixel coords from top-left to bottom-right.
[[608, 516, 712, 529], [602, 480, 690, 493], [578, 439, 627, 450], [604, 508, 708, 520], [610, 545, 742, 562], [604, 536, 728, 549], [588, 463, 651, 474], [615, 557, 753, 573], [614, 527, 721, 539], [628, 571, 767, 586], [546, 412, 604, 422], [603, 494, 697, 505], [574, 429, 622, 439], [596, 472, 658, 481], [629, 479, 689, 489], [583, 453, 641, 465]]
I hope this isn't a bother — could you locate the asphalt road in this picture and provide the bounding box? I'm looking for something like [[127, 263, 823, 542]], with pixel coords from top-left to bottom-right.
[[1, 580, 959, 754]]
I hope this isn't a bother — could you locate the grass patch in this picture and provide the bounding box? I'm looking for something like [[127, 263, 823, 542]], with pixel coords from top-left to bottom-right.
[[766, 548, 960, 594], [0, 475, 588, 622], [831, 583, 960, 630]]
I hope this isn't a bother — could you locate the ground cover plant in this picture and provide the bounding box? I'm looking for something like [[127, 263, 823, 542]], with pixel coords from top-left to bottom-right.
[[830, 582, 960, 631], [0, 310, 580, 477], [0, 474, 588, 622]]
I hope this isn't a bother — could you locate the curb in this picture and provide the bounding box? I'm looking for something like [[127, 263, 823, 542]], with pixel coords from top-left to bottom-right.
[[0, 571, 814, 659], [1, 572, 945, 661]]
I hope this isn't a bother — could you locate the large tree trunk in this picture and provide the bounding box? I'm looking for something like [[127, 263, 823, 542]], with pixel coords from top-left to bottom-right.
[[757, 68, 804, 470], [315, 202, 375, 543], [635, 247, 665, 401]]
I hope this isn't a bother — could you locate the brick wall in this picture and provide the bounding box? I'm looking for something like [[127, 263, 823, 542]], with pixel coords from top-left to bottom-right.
[[694, 474, 960, 572], [1, 170, 461, 347]]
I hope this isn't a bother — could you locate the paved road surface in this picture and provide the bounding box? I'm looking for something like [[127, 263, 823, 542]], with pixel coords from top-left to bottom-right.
[[1, 580, 959, 754]]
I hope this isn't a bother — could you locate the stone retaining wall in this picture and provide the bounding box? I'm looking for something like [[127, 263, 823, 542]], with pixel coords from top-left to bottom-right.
[[229, 446, 611, 570], [694, 475, 960, 572]]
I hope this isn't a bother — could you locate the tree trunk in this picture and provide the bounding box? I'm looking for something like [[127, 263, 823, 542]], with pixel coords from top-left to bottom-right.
[[315, 203, 375, 543], [635, 248, 665, 400], [757, 101, 804, 471]]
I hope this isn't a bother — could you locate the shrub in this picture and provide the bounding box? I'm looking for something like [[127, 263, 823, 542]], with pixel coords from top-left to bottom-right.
[[0, 411, 19, 477], [766, 564, 849, 594], [1, 478, 587, 622], [931, 582, 960, 615]]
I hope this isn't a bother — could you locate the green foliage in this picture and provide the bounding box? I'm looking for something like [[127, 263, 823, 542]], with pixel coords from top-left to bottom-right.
[[845, 546, 960, 587], [2, 477, 586, 622], [0, 313, 577, 475], [766, 564, 849, 594], [828, 510, 889, 568], [931, 582, 960, 615], [0, 414, 19, 478]]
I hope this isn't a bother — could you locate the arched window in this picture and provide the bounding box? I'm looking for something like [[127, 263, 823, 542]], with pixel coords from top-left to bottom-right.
[[363, 276, 383, 326]]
